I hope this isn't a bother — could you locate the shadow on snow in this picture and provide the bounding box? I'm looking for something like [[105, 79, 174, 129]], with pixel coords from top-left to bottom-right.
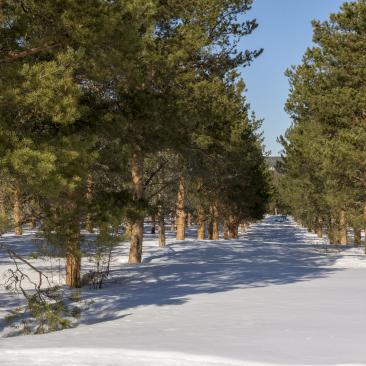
[[0, 216, 349, 332], [73, 216, 342, 326]]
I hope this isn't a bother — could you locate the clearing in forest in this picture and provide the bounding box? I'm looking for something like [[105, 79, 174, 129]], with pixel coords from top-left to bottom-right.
[[1, 216, 366, 366]]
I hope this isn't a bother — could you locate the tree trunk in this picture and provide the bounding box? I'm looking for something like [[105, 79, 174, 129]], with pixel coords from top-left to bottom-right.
[[170, 215, 175, 232], [328, 225, 335, 244], [332, 225, 341, 244], [207, 219, 213, 240], [151, 214, 156, 234], [175, 176, 186, 241], [158, 214, 166, 248], [228, 215, 238, 239], [13, 188, 22, 236], [197, 205, 205, 240], [128, 148, 144, 264], [212, 221, 219, 240], [315, 217, 323, 238], [124, 222, 132, 239], [212, 205, 219, 240], [65, 219, 81, 288], [354, 227, 361, 247], [187, 212, 192, 227], [85, 174, 93, 233], [0, 189, 5, 217], [223, 221, 229, 240], [339, 210, 348, 245]]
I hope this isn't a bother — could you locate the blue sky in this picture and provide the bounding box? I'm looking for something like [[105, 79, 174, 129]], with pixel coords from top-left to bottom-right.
[[239, 0, 346, 155]]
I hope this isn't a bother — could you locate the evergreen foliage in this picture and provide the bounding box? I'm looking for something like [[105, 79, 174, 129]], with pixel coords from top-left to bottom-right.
[[280, 0, 366, 248], [0, 0, 270, 333]]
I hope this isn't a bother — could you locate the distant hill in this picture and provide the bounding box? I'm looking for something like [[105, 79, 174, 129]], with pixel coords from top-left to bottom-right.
[[266, 156, 282, 171]]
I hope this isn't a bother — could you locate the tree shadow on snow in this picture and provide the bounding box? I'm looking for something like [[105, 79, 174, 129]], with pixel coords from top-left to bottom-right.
[[75, 216, 344, 326]]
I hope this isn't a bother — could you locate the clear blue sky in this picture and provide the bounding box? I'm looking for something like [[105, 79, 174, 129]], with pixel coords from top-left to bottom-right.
[[239, 0, 345, 155]]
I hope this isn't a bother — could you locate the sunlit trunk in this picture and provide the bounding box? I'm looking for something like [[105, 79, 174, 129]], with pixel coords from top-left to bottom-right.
[[187, 212, 192, 227], [212, 205, 219, 240], [0, 189, 5, 217], [65, 218, 81, 288], [197, 205, 205, 240], [158, 214, 165, 248], [128, 148, 144, 264], [13, 188, 22, 236], [207, 218, 213, 240], [223, 221, 229, 240], [175, 176, 186, 241], [228, 215, 238, 239], [339, 210, 347, 245]]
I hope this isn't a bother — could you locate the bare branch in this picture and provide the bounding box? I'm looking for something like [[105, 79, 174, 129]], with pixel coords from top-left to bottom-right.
[[0, 242, 50, 295], [1, 43, 61, 63], [144, 159, 169, 188]]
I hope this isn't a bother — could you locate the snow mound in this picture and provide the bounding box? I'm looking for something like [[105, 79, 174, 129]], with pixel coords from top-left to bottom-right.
[[331, 253, 366, 269]]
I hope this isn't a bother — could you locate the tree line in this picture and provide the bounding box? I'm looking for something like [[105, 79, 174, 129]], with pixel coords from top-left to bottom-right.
[[0, 0, 270, 289], [279, 0, 366, 250]]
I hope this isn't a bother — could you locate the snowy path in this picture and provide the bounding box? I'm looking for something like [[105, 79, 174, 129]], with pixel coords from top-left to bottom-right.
[[1, 217, 366, 365]]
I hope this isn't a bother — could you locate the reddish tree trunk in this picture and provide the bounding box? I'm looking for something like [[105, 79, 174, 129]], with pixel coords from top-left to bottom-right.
[[128, 148, 144, 264], [228, 216, 238, 239], [0, 189, 5, 217], [176, 176, 186, 241], [223, 221, 229, 240], [212, 205, 219, 240], [197, 205, 205, 240], [13, 188, 22, 236], [158, 214, 166, 248], [208, 220, 213, 240], [339, 210, 347, 245], [187, 212, 192, 227], [65, 219, 81, 288]]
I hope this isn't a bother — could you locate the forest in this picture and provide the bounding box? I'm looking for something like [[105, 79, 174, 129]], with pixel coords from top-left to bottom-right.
[[277, 0, 366, 251], [2, 1, 366, 365], [0, 0, 269, 332]]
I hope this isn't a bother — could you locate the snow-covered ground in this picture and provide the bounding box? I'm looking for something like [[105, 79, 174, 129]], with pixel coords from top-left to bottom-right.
[[1, 216, 366, 366]]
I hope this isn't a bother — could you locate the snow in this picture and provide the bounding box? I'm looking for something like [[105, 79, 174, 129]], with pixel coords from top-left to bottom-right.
[[1, 216, 366, 365]]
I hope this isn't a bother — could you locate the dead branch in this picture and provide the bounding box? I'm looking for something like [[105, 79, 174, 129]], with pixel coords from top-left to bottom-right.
[[0, 242, 50, 298]]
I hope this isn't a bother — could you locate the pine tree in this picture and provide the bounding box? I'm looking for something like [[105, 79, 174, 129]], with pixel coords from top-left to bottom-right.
[[281, 1, 366, 250]]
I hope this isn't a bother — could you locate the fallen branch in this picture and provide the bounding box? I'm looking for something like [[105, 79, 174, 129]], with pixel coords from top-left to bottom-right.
[[0, 242, 50, 297]]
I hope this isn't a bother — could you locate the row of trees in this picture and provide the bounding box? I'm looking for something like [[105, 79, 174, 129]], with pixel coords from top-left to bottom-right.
[[0, 0, 270, 289], [279, 0, 366, 249]]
